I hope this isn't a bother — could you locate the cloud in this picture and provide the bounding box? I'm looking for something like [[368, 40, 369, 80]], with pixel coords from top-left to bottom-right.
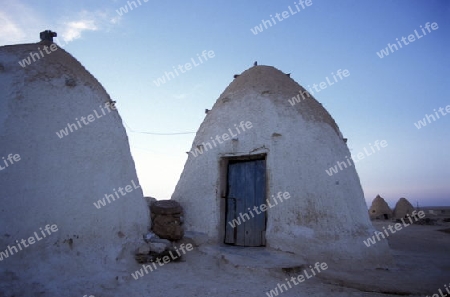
[[0, 2, 43, 45], [0, 2, 120, 47], [0, 12, 26, 44], [56, 9, 122, 45], [59, 17, 98, 43]]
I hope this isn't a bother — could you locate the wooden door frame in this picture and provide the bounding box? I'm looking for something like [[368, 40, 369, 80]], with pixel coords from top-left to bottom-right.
[[218, 153, 267, 246]]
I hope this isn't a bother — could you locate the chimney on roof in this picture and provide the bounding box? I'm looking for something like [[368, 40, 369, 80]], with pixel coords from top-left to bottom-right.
[[40, 30, 57, 42]]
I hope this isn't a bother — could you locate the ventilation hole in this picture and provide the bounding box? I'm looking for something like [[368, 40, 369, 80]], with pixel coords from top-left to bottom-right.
[[65, 78, 76, 87]]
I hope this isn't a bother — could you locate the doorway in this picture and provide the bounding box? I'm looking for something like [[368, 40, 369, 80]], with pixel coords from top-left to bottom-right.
[[223, 157, 266, 246]]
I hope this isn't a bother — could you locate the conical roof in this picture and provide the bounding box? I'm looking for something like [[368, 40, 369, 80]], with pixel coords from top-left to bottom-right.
[[368, 195, 393, 220], [1, 41, 106, 92], [214, 65, 341, 136], [393, 197, 415, 219]]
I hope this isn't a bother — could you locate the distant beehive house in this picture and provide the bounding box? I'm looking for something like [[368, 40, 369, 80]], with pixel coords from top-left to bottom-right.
[[393, 198, 415, 220], [368, 195, 393, 220], [172, 65, 392, 268], [0, 32, 149, 282]]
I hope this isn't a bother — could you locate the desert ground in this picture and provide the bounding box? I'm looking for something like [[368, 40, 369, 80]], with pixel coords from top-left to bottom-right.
[[2, 220, 449, 297]]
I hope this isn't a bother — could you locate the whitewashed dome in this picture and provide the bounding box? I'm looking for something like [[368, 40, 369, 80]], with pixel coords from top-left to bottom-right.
[[173, 65, 392, 269], [0, 38, 149, 287]]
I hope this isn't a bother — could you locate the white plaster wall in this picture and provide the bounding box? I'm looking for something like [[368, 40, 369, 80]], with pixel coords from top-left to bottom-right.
[[172, 66, 392, 268], [0, 43, 149, 276]]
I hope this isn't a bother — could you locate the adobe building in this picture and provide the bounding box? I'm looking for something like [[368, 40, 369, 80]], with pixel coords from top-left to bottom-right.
[[172, 65, 392, 268], [0, 32, 149, 284], [393, 197, 415, 220], [368, 195, 393, 220]]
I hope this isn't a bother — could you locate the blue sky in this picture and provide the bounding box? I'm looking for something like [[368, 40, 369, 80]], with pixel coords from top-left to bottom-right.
[[2, 0, 449, 207]]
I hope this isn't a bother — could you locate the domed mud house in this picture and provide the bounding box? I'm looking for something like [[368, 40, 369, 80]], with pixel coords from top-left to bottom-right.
[[0, 31, 149, 282], [172, 65, 392, 267], [368, 195, 393, 220], [393, 197, 415, 220]]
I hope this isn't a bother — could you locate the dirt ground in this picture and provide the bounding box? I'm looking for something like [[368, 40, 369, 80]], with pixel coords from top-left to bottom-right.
[[1, 221, 449, 297]]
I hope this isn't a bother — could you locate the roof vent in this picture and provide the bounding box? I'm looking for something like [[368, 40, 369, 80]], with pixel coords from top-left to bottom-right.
[[40, 30, 57, 42]]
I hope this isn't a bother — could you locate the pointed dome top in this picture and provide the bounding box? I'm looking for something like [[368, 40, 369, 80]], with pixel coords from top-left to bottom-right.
[[371, 194, 389, 205], [0, 42, 108, 99], [216, 65, 341, 136]]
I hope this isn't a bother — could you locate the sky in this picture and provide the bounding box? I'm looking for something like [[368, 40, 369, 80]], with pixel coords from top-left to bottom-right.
[[1, 0, 449, 207]]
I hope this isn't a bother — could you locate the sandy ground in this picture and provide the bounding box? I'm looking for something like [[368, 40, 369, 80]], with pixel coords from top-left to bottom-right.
[[1, 221, 449, 297]]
